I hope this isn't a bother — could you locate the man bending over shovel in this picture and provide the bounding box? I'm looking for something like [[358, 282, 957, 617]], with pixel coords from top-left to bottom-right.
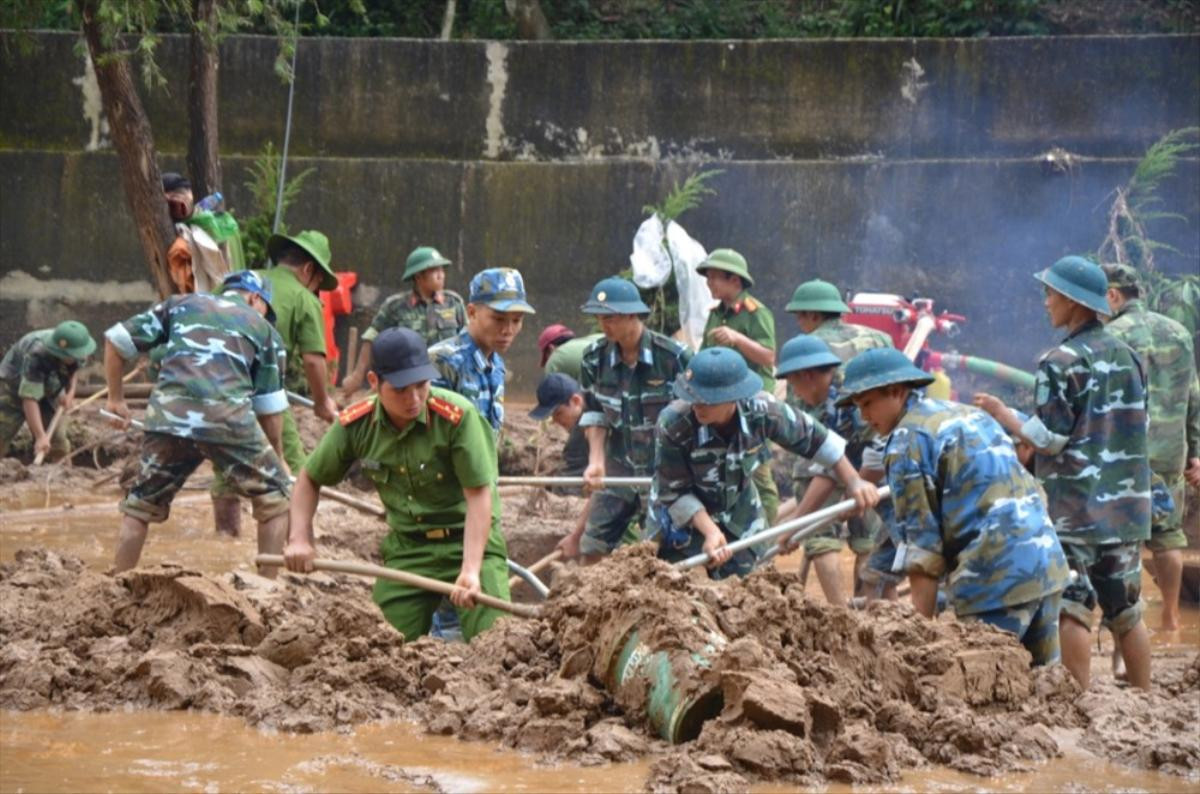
[[283, 328, 513, 641]]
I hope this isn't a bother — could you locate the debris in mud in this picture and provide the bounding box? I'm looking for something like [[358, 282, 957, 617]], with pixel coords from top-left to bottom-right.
[[0, 545, 1197, 791]]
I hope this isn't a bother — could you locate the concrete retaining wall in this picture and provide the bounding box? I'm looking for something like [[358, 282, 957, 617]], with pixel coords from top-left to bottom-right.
[[2, 32, 1198, 395]]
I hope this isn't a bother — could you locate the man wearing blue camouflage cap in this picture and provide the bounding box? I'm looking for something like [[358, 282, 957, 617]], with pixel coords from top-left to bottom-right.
[[651, 347, 878, 579], [566, 277, 692, 562], [975, 255, 1153, 688], [429, 267, 535, 434], [843, 347, 1070, 666], [103, 269, 292, 575]]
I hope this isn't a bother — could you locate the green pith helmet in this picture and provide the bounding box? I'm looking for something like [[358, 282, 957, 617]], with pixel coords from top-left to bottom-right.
[[785, 279, 851, 314], [674, 347, 762, 405], [403, 246, 452, 281], [1035, 255, 1111, 316], [775, 334, 842, 377], [48, 320, 96, 361], [696, 248, 754, 287], [267, 230, 337, 291], [580, 277, 651, 315], [836, 348, 934, 406]]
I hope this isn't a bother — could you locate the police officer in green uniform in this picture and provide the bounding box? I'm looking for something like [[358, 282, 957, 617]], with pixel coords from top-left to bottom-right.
[[342, 246, 467, 397], [697, 248, 780, 525], [0, 321, 96, 460], [283, 328, 512, 641]]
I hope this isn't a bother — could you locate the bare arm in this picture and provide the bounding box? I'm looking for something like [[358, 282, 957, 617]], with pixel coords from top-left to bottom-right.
[[909, 572, 938, 618], [302, 352, 338, 422], [829, 456, 879, 513], [103, 340, 132, 426], [690, 508, 733, 569], [583, 426, 608, 489], [256, 412, 287, 474], [451, 484, 493, 608], [283, 470, 322, 572], [339, 341, 373, 398]]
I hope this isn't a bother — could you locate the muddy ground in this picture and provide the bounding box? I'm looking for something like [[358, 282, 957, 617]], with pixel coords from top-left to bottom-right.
[[1, 405, 1199, 791]]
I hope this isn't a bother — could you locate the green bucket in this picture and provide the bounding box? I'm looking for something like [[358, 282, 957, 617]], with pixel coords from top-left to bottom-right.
[[602, 624, 726, 744]]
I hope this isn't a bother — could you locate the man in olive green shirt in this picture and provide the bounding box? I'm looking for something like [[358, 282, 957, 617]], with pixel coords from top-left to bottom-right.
[[255, 230, 341, 468], [697, 248, 780, 523], [283, 327, 511, 641], [538, 323, 603, 382]]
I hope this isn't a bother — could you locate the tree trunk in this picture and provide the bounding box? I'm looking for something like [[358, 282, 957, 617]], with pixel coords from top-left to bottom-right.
[[506, 0, 553, 40], [80, 3, 176, 299], [187, 0, 222, 199]]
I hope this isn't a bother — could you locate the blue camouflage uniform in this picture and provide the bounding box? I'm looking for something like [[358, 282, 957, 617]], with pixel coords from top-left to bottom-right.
[[883, 393, 1070, 665], [651, 392, 845, 579], [428, 329, 506, 433]]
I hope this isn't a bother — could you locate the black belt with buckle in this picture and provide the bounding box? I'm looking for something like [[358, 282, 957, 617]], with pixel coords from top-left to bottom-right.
[[421, 527, 463, 541]]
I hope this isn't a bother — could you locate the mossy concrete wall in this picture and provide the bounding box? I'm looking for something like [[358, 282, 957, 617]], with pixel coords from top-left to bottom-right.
[[2, 32, 1198, 395]]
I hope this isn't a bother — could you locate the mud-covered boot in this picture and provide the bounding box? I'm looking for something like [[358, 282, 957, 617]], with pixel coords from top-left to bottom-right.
[[211, 495, 243, 537]]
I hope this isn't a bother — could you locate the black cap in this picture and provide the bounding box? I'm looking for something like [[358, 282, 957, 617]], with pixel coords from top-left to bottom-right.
[[162, 172, 191, 193], [371, 328, 440, 389], [529, 373, 581, 420]]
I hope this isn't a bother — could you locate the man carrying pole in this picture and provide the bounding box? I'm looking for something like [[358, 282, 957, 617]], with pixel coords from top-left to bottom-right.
[[283, 328, 513, 641], [650, 347, 877, 579], [103, 270, 292, 574], [0, 321, 96, 462]]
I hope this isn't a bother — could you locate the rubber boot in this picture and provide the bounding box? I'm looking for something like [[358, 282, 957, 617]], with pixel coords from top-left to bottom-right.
[[211, 495, 243, 538]]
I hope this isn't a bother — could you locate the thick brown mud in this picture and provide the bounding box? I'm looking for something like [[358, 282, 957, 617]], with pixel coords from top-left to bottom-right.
[[1, 544, 1197, 791]]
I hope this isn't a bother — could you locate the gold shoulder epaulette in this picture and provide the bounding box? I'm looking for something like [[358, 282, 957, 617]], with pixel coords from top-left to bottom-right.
[[427, 395, 464, 425], [339, 399, 374, 426], [744, 296, 759, 312]]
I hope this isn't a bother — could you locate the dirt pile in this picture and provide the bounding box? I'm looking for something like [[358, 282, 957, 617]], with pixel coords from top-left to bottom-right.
[[1, 545, 1196, 790]]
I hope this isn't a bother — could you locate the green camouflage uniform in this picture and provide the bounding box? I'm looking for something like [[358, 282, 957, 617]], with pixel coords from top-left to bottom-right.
[[303, 388, 510, 641], [807, 317, 892, 553], [105, 292, 292, 524], [651, 392, 844, 579], [1024, 319, 1151, 634], [1105, 298, 1200, 551], [364, 288, 466, 348], [256, 266, 328, 471], [0, 330, 79, 456], [883, 394, 1070, 665], [702, 291, 780, 522], [579, 330, 692, 555]]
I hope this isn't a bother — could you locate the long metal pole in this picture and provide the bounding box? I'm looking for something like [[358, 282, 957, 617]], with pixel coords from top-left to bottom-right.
[[674, 486, 892, 570]]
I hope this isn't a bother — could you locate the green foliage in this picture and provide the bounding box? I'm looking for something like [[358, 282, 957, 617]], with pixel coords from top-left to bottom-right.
[[240, 141, 316, 268], [1097, 127, 1200, 337], [633, 169, 723, 336]]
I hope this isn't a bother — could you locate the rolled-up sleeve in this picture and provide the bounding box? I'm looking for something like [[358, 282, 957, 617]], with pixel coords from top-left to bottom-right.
[[652, 415, 704, 528], [104, 322, 139, 360]]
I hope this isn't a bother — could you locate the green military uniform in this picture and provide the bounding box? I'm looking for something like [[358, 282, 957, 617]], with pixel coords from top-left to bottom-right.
[[1103, 282, 1199, 552], [106, 284, 292, 524], [811, 317, 893, 384], [303, 388, 511, 641], [255, 265, 327, 472], [0, 323, 94, 457], [545, 334, 603, 382], [364, 289, 466, 349], [698, 250, 780, 524]]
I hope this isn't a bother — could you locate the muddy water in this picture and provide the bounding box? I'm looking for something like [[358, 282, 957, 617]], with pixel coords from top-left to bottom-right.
[[2, 490, 1198, 793]]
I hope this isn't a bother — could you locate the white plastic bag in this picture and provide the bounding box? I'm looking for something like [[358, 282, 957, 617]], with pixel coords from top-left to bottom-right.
[[629, 215, 712, 350]]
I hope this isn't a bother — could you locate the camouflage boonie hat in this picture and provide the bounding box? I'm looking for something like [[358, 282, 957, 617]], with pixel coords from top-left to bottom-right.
[[836, 348, 934, 406], [1101, 262, 1142, 291], [697, 248, 754, 287], [48, 320, 96, 361], [403, 246, 452, 281], [469, 267, 535, 313]]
